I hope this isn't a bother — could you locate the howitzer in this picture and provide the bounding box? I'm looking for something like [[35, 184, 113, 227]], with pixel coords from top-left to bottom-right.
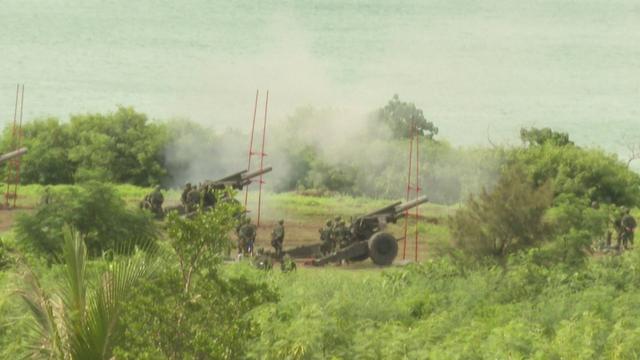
[[204, 166, 272, 190], [162, 166, 273, 217], [312, 195, 429, 266], [0, 147, 27, 163]]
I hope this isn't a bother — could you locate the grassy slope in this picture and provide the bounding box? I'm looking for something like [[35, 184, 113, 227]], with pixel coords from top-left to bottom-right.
[[226, 251, 640, 359], [4, 184, 640, 358], [3, 184, 454, 261]]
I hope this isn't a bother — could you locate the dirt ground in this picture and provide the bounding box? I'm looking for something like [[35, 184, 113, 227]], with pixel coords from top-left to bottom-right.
[[253, 217, 429, 265], [0, 205, 33, 232]]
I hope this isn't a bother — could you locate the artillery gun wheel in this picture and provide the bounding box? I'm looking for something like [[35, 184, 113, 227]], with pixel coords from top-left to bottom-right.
[[368, 232, 397, 266]]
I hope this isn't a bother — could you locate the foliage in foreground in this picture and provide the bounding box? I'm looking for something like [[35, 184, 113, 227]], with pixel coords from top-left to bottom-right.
[[17, 227, 153, 359], [449, 166, 553, 260], [450, 138, 640, 263], [114, 200, 278, 359], [246, 249, 640, 359], [15, 181, 157, 261]]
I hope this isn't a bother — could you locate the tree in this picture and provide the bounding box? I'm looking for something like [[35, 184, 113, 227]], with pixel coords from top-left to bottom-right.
[[15, 182, 157, 260], [115, 191, 277, 359], [68, 107, 168, 185], [511, 144, 640, 207], [449, 166, 553, 260], [165, 189, 242, 294], [375, 94, 438, 139], [520, 127, 573, 147], [0, 118, 76, 184], [18, 227, 154, 359]]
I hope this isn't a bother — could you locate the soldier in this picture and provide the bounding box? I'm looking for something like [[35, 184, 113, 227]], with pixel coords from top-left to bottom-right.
[[332, 216, 342, 249], [280, 254, 297, 273], [40, 186, 52, 206], [202, 184, 216, 208], [614, 206, 626, 250], [620, 208, 637, 250], [181, 183, 192, 206], [238, 218, 257, 255], [186, 186, 201, 212], [335, 220, 350, 249], [271, 219, 285, 258], [319, 220, 334, 255], [253, 248, 272, 270], [148, 185, 164, 216], [236, 217, 248, 253]]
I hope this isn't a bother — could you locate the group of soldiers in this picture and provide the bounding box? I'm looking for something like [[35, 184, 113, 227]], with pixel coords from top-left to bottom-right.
[[140, 185, 164, 217], [235, 217, 286, 257], [605, 206, 637, 251], [236, 217, 294, 272], [319, 216, 352, 255], [180, 182, 217, 212]]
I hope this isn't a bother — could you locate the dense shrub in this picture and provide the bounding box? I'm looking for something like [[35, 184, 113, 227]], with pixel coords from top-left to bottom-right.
[[375, 94, 438, 139], [449, 166, 554, 260], [245, 249, 640, 359], [511, 144, 640, 207], [1, 107, 168, 186], [115, 199, 277, 359], [14, 181, 157, 260]]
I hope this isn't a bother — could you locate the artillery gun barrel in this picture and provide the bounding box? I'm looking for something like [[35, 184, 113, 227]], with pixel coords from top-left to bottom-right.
[[0, 147, 27, 163], [393, 195, 429, 214], [242, 166, 272, 180]]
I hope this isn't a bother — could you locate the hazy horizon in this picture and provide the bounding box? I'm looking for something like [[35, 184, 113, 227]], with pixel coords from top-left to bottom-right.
[[1, 0, 638, 157]]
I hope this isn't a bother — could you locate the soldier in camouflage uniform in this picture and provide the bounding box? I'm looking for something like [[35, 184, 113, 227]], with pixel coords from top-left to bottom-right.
[[332, 216, 342, 249], [620, 208, 637, 250], [202, 184, 216, 208], [271, 219, 285, 259], [335, 220, 351, 249], [40, 186, 53, 206], [237, 218, 257, 255], [280, 254, 297, 273], [319, 220, 334, 255], [186, 186, 201, 212], [253, 248, 272, 270], [148, 185, 164, 217], [614, 206, 626, 250], [181, 183, 192, 206]]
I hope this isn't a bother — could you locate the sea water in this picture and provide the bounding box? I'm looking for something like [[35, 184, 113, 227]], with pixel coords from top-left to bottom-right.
[[0, 0, 638, 158]]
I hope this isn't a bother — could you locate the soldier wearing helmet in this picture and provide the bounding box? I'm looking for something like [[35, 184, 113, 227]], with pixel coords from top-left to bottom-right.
[[319, 219, 334, 255], [181, 183, 192, 206], [271, 219, 285, 258], [620, 208, 637, 250]]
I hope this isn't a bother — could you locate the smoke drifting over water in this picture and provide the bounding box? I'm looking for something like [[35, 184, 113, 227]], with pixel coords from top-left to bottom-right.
[[1, 0, 639, 176]]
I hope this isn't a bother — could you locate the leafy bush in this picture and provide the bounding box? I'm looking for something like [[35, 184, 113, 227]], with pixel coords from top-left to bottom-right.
[[1, 107, 168, 186], [520, 127, 573, 147], [449, 166, 554, 260], [115, 197, 277, 359], [511, 144, 640, 207], [17, 227, 154, 360], [14, 181, 157, 260], [375, 94, 438, 139]]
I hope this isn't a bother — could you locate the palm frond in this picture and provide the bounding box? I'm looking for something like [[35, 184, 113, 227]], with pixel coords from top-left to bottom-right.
[[16, 267, 65, 359], [18, 225, 158, 360], [74, 237, 156, 359]]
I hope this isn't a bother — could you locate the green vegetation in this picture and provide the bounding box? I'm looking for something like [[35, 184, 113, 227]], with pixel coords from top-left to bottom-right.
[[14, 182, 157, 261], [1, 107, 168, 186], [1, 97, 640, 358], [17, 227, 153, 359], [450, 166, 553, 261], [241, 250, 640, 359], [375, 94, 439, 139]]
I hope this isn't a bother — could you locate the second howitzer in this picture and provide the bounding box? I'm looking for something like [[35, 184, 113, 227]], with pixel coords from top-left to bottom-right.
[[164, 166, 273, 216], [312, 195, 429, 266], [203, 166, 273, 190]]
